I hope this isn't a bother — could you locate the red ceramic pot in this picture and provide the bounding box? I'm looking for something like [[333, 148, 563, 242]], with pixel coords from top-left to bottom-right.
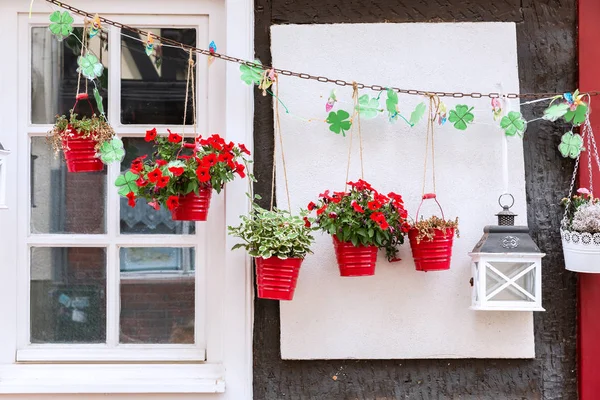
[[332, 236, 378, 277], [62, 126, 103, 173], [255, 257, 303, 301], [171, 188, 213, 221], [408, 227, 455, 272]]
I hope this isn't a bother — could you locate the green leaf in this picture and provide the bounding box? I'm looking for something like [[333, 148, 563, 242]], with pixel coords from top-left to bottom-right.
[[559, 131, 584, 159], [564, 104, 588, 126], [409, 102, 427, 126], [356, 95, 380, 119], [98, 137, 125, 164], [500, 111, 527, 137], [77, 53, 104, 80], [93, 88, 105, 116], [448, 104, 475, 130], [48, 11, 74, 41], [115, 171, 140, 196], [543, 103, 569, 122], [386, 89, 398, 114], [240, 61, 263, 85], [326, 110, 352, 136]]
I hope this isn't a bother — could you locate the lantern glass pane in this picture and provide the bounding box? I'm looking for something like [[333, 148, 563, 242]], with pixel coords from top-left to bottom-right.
[[473, 262, 480, 302], [486, 261, 536, 302]]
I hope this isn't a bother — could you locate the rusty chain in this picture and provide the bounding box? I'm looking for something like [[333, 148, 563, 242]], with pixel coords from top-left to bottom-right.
[[47, 0, 600, 100]]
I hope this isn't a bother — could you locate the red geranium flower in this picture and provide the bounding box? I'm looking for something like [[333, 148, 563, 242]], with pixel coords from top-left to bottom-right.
[[167, 129, 183, 143], [316, 204, 328, 216], [166, 195, 180, 211], [307, 201, 316, 211], [238, 143, 251, 155], [145, 128, 157, 142], [235, 163, 246, 178], [202, 153, 218, 168], [368, 200, 382, 211], [156, 175, 170, 188], [135, 177, 148, 187], [147, 168, 163, 183], [126, 191, 136, 208], [197, 167, 211, 183], [303, 216, 311, 228], [352, 201, 364, 213], [168, 167, 185, 176]]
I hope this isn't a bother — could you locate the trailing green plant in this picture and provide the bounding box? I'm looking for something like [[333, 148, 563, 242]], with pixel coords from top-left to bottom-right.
[[229, 201, 314, 259], [48, 112, 115, 154], [411, 215, 459, 243], [306, 179, 410, 261]]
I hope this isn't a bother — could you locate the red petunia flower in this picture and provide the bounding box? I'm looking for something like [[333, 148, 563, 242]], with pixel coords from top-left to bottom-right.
[[218, 151, 233, 163], [126, 191, 136, 208], [238, 143, 251, 155], [387, 192, 403, 204], [370, 212, 389, 230], [319, 190, 331, 199], [166, 195, 180, 211], [156, 175, 170, 188], [331, 192, 345, 204], [202, 153, 218, 168], [307, 201, 316, 211], [368, 200, 382, 211], [224, 141, 235, 152], [145, 128, 157, 142], [135, 177, 148, 187], [148, 200, 160, 211], [401, 222, 411, 233], [328, 212, 337, 219], [375, 193, 390, 203], [352, 201, 364, 213], [168, 167, 185, 176], [130, 162, 144, 174], [316, 204, 328, 216], [167, 129, 183, 143], [147, 168, 163, 183], [303, 216, 311, 228], [155, 160, 167, 167], [197, 167, 211, 183], [235, 163, 246, 178]]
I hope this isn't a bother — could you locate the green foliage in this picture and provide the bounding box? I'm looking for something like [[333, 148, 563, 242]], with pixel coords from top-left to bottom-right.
[[77, 53, 104, 80], [115, 171, 140, 196], [48, 113, 116, 157], [228, 204, 314, 259], [409, 102, 427, 126], [356, 95, 380, 119], [500, 111, 527, 137], [559, 131, 584, 159], [410, 216, 459, 243], [240, 61, 263, 85], [48, 11, 74, 41], [448, 105, 475, 130], [326, 110, 352, 135]]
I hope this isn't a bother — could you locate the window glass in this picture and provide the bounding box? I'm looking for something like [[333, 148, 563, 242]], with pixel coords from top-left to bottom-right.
[[120, 247, 195, 344], [30, 137, 106, 234], [31, 247, 106, 344], [31, 27, 108, 124], [120, 28, 196, 125]]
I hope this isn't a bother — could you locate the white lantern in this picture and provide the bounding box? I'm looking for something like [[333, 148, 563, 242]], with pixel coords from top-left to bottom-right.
[[0, 142, 8, 209], [469, 195, 545, 311]]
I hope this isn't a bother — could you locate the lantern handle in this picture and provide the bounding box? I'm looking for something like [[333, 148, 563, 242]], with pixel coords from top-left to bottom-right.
[[415, 193, 445, 222], [498, 193, 515, 210]]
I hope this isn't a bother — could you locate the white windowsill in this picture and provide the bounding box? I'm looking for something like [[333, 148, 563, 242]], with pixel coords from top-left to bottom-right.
[[0, 363, 225, 394]]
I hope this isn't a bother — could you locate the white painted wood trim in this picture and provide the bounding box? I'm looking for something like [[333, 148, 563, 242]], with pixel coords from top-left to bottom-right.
[[17, 346, 206, 362]]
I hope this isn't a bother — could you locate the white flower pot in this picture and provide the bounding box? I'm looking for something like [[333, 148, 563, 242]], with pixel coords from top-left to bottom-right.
[[561, 229, 600, 273]]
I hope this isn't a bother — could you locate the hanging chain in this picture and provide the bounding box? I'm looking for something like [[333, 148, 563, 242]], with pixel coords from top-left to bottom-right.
[[45, 0, 600, 99], [562, 151, 582, 229]]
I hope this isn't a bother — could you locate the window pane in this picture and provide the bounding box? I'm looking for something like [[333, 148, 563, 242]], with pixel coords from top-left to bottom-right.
[[121, 28, 196, 125], [120, 138, 195, 234], [32, 27, 108, 124], [31, 138, 106, 234], [31, 247, 106, 344], [120, 247, 195, 344], [486, 262, 535, 302]]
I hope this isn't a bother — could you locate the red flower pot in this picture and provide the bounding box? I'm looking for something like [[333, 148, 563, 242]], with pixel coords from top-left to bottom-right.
[[332, 236, 378, 277], [170, 188, 213, 221], [408, 227, 455, 272], [62, 127, 103, 173], [255, 257, 303, 301]]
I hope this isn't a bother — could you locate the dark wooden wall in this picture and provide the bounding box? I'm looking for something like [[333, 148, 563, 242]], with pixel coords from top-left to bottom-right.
[[252, 1, 578, 399]]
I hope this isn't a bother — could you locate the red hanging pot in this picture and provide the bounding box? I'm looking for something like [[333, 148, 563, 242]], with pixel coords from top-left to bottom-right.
[[332, 236, 378, 277], [62, 126, 103, 173], [255, 257, 303, 301], [171, 188, 213, 221], [409, 193, 455, 272]]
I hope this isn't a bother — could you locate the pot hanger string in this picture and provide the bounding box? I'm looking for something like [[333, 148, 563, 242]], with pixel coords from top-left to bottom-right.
[[270, 73, 292, 213], [344, 82, 365, 191], [421, 94, 439, 197], [181, 48, 197, 141]]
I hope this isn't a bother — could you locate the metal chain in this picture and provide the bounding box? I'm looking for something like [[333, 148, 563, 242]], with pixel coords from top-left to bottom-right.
[[587, 124, 594, 196], [586, 118, 600, 183], [562, 150, 582, 229], [46, 0, 600, 99]]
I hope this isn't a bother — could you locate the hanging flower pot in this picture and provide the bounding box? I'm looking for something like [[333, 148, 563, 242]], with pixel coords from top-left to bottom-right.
[[171, 188, 213, 221], [332, 235, 378, 276], [229, 205, 314, 301], [116, 129, 251, 222], [49, 93, 119, 173], [409, 194, 458, 272], [306, 179, 410, 277]]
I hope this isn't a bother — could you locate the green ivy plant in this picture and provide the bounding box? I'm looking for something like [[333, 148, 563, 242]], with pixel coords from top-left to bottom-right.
[[326, 110, 352, 136], [500, 111, 527, 137], [229, 202, 314, 260], [448, 105, 475, 130]]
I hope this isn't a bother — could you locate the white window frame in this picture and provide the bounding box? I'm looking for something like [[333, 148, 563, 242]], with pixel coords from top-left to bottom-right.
[[0, 0, 253, 396]]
